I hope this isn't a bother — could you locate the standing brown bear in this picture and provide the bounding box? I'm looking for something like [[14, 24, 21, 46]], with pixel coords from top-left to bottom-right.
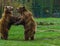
[[0, 6, 20, 40], [15, 6, 37, 40]]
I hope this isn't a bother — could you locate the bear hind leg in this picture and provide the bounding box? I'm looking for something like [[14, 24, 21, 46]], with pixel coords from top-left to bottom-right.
[[1, 31, 8, 40], [30, 35, 34, 40], [25, 34, 29, 40]]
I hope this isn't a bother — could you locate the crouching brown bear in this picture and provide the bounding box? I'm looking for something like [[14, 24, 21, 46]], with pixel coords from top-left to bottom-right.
[[15, 6, 37, 40], [0, 6, 20, 40]]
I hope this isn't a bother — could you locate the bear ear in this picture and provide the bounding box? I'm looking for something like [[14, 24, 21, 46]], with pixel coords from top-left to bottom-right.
[[4, 6, 7, 8], [23, 6, 25, 9]]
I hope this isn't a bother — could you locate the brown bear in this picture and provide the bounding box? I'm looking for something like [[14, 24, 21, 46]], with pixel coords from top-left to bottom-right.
[[15, 6, 37, 40], [0, 6, 20, 40]]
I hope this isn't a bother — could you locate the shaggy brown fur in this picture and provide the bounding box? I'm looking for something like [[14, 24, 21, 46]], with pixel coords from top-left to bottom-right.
[[15, 6, 37, 40], [0, 6, 19, 40]]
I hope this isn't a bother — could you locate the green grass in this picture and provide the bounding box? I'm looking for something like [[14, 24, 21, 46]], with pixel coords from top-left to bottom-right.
[[36, 18, 60, 30], [0, 18, 60, 46]]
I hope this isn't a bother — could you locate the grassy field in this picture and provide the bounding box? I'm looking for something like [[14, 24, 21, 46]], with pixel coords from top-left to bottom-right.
[[0, 18, 60, 46]]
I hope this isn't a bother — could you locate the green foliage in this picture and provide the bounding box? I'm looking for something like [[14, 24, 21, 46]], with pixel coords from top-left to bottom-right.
[[0, 7, 2, 18], [0, 0, 56, 17]]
